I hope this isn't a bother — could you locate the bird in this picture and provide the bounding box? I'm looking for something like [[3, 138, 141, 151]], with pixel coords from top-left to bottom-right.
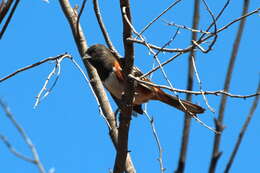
[[86, 44, 205, 115]]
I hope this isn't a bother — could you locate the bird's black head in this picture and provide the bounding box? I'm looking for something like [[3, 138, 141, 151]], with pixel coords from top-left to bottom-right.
[[85, 44, 116, 81]]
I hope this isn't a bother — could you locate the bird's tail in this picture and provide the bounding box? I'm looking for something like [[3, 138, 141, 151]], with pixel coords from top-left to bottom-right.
[[154, 89, 205, 114]]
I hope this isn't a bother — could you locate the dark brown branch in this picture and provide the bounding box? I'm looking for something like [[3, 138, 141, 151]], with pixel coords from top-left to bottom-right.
[[76, 0, 87, 37], [0, 0, 14, 23], [93, 0, 121, 59], [175, 0, 200, 172], [113, 2, 135, 173], [0, 0, 20, 39], [209, 1, 250, 172], [59, 1, 135, 172], [0, 53, 71, 83], [224, 82, 260, 173]]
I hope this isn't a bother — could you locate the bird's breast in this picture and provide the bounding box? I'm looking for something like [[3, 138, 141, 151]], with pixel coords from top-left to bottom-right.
[[103, 71, 125, 99]]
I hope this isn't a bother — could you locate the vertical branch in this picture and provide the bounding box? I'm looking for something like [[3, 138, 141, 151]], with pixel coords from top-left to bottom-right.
[[113, 1, 135, 172], [58, 1, 135, 172], [175, 0, 200, 173], [93, 0, 120, 58], [209, 0, 250, 172], [224, 82, 260, 173]]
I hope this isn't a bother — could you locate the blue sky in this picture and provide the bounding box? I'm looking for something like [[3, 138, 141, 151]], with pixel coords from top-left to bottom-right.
[[0, 1, 259, 173]]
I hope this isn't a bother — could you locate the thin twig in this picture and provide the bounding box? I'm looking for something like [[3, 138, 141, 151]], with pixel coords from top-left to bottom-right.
[[138, 0, 182, 36], [224, 81, 260, 173], [198, 0, 218, 53], [42, 60, 62, 99], [192, 115, 220, 134], [34, 57, 67, 108], [93, 0, 121, 59], [129, 7, 259, 55], [198, 0, 230, 41], [0, 134, 35, 163], [70, 58, 112, 130], [144, 111, 165, 173], [127, 38, 185, 53], [141, 52, 183, 78], [0, 53, 71, 83], [129, 74, 259, 99], [0, 100, 46, 173], [124, 7, 196, 116], [209, 1, 250, 172], [163, 20, 211, 35], [123, 8, 176, 94], [76, 0, 87, 37], [191, 56, 215, 112], [199, 7, 259, 49]]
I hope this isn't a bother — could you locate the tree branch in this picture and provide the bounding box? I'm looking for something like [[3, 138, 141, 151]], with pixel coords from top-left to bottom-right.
[[113, 2, 135, 173], [59, 1, 135, 172], [209, 0, 250, 172], [175, 1, 200, 172], [0, 0, 20, 39], [0, 53, 71, 83], [224, 81, 260, 173], [93, 0, 121, 59], [138, 0, 182, 36], [129, 74, 260, 98], [0, 100, 46, 173]]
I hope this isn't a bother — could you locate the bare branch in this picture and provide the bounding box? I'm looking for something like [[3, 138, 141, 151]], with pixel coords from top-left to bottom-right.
[[0, 134, 35, 163], [209, 1, 250, 172], [175, 1, 200, 172], [127, 38, 185, 53], [191, 56, 215, 112], [34, 57, 68, 108], [197, 0, 218, 53], [0, 100, 46, 173], [113, 3, 135, 173], [70, 57, 112, 129], [163, 20, 211, 34], [76, 0, 87, 37], [0, 0, 14, 23], [0, 0, 20, 39], [141, 52, 183, 77], [93, 0, 121, 59], [224, 81, 260, 173], [138, 0, 182, 36], [0, 53, 72, 83], [128, 6, 259, 55], [129, 74, 259, 99], [144, 111, 165, 173], [217, 7, 259, 34], [59, 1, 136, 172]]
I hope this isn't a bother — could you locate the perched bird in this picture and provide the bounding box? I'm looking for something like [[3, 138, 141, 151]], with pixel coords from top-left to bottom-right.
[[86, 44, 205, 115]]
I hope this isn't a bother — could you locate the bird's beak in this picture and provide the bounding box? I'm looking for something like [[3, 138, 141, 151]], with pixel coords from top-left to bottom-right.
[[83, 54, 92, 61]]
